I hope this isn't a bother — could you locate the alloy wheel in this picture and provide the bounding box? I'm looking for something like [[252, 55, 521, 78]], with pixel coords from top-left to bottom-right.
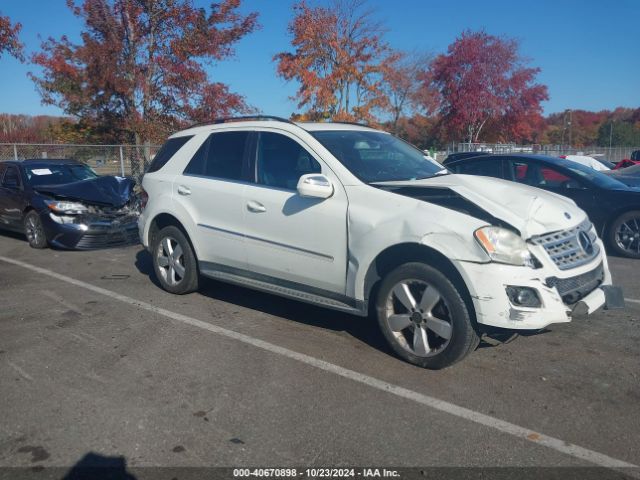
[[156, 236, 186, 286], [25, 215, 44, 246], [614, 217, 640, 255], [384, 279, 453, 357]]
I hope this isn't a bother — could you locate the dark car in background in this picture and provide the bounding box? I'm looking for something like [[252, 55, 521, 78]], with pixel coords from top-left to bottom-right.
[[442, 151, 490, 164], [446, 154, 640, 258], [0, 159, 140, 249], [605, 164, 640, 188]]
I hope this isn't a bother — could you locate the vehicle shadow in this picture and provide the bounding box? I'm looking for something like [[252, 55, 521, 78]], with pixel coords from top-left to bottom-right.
[[0, 229, 27, 243], [61, 452, 136, 479], [134, 250, 521, 356], [134, 249, 392, 355]]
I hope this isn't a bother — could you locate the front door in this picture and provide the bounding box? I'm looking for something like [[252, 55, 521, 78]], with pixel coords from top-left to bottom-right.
[[243, 130, 349, 295]]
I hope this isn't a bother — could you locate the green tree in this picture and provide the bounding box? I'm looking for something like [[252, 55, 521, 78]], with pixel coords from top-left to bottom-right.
[[597, 121, 640, 147]]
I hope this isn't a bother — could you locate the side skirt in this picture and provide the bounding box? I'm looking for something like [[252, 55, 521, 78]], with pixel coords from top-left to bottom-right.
[[199, 261, 367, 317]]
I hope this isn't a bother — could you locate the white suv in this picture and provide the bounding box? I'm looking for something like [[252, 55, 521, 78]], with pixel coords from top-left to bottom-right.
[[139, 116, 622, 369]]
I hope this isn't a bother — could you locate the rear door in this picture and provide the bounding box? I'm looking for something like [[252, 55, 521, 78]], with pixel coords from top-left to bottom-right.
[[243, 130, 349, 295], [174, 130, 252, 271], [0, 165, 25, 231]]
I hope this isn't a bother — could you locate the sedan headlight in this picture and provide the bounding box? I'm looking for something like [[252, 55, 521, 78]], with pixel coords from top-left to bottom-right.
[[474, 226, 533, 267], [45, 200, 88, 215]]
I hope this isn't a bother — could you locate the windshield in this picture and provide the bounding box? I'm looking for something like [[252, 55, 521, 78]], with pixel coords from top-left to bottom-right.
[[310, 130, 446, 182], [560, 159, 628, 189], [25, 164, 98, 186]]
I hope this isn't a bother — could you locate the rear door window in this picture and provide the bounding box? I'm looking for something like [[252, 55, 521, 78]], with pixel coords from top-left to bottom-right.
[[184, 131, 251, 181], [509, 160, 571, 188]]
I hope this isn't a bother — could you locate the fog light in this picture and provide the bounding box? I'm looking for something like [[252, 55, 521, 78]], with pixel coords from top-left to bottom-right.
[[506, 286, 541, 308]]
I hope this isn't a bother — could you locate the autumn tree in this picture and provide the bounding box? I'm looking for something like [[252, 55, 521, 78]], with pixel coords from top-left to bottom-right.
[[429, 30, 548, 144], [31, 0, 258, 146], [275, 0, 390, 122], [0, 12, 24, 61], [379, 52, 435, 134]]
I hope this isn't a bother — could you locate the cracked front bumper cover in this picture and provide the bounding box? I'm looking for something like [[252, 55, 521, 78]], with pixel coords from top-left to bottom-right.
[[454, 252, 617, 330]]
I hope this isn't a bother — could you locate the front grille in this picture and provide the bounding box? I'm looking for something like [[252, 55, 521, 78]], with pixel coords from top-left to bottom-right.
[[75, 224, 139, 249], [529, 219, 599, 270], [546, 262, 604, 304]]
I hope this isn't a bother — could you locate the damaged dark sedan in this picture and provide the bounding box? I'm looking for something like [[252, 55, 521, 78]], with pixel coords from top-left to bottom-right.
[[0, 159, 140, 249]]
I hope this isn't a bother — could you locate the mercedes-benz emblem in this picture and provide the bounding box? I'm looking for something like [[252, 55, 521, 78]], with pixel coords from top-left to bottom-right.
[[564, 212, 572, 219], [578, 231, 593, 255]]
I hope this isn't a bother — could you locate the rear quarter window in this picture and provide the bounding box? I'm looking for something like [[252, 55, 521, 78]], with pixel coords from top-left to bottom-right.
[[147, 136, 193, 173]]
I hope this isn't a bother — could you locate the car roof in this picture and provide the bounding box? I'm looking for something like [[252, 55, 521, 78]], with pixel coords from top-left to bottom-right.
[[18, 159, 84, 167], [171, 119, 380, 138], [447, 153, 564, 165]]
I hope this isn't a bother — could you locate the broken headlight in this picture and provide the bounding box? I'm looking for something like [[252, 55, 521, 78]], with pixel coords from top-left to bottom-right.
[[45, 200, 88, 215], [474, 226, 534, 267]]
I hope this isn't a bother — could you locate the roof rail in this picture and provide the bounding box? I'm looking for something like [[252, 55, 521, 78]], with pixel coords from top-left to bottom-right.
[[186, 115, 298, 130]]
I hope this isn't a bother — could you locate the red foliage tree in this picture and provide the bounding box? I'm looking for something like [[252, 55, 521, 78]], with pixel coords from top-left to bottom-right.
[[30, 0, 258, 145], [0, 12, 24, 61], [429, 30, 548, 144], [274, 0, 390, 122]]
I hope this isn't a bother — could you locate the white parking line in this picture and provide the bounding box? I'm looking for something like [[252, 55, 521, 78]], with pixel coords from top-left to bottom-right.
[[625, 298, 640, 305], [1, 255, 638, 473]]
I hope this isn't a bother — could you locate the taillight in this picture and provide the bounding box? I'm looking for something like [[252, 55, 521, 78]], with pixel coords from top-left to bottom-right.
[[559, 155, 567, 159]]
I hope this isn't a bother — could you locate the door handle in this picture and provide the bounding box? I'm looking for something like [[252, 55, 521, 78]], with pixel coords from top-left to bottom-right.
[[247, 200, 266, 213], [177, 185, 191, 196]]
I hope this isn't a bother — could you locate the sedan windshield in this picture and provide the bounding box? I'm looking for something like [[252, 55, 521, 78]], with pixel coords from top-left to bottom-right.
[[561, 159, 628, 190], [311, 130, 445, 182], [25, 164, 98, 186]]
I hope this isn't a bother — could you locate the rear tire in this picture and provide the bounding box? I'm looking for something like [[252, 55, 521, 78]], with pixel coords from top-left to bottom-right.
[[152, 225, 199, 294], [24, 211, 48, 249], [607, 210, 640, 258], [375, 262, 479, 369]]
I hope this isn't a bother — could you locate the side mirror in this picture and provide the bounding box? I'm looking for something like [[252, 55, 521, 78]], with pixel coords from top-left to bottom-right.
[[297, 174, 334, 199]]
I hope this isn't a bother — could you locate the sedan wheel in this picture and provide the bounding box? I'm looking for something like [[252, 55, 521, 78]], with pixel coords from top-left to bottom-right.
[[609, 211, 640, 259], [24, 211, 47, 249]]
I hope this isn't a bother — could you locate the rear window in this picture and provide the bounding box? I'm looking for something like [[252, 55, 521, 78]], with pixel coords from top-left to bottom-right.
[[147, 136, 193, 173]]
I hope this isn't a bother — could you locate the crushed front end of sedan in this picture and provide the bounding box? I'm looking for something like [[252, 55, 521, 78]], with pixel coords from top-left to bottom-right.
[[36, 176, 141, 249]]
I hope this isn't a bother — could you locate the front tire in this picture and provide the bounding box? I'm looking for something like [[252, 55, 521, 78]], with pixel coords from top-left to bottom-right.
[[608, 210, 640, 258], [24, 211, 48, 249], [375, 262, 479, 369], [152, 225, 199, 294]]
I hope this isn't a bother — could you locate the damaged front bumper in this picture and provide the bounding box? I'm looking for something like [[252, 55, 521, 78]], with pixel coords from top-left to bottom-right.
[[41, 210, 139, 250], [454, 245, 623, 330]]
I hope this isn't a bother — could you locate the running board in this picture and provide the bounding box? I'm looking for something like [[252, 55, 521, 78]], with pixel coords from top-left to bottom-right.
[[200, 265, 366, 316]]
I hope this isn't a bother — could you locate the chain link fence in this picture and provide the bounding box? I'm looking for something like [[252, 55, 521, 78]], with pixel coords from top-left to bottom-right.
[[449, 143, 639, 164], [0, 143, 161, 182]]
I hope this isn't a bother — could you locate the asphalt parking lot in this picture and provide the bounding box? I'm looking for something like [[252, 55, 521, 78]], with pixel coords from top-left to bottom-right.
[[0, 232, 639, 478]]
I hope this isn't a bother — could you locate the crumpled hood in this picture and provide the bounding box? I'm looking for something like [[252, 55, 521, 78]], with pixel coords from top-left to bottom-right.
[[34, 176, 135, 208], [376, 174, 587, 238]]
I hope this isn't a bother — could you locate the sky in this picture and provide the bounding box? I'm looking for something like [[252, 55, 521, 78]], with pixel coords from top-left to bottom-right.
[[0, 0, 638, 118]]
